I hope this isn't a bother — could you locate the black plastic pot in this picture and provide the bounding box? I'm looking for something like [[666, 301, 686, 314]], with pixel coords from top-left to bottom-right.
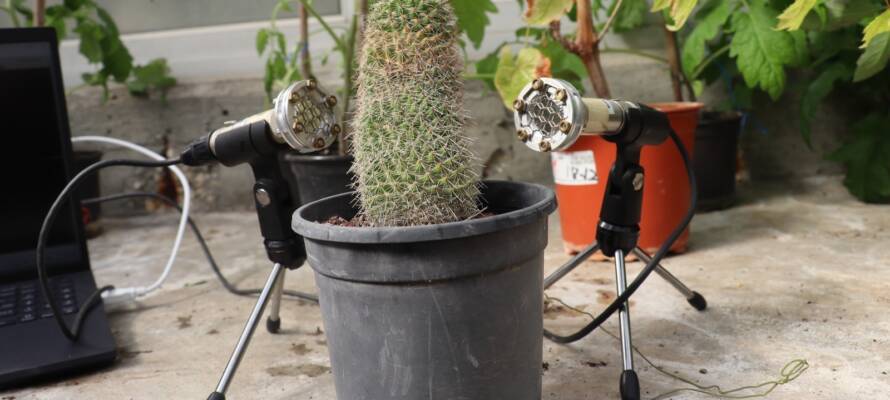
[[694, 111, 742, 211], [73, 150, 103, 222], [292, 181, 556, 400], [279, 152, 354, 205]]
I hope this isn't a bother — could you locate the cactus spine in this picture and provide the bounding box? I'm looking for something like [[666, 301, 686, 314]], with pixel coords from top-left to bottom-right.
[[351, 0, 480, 226]]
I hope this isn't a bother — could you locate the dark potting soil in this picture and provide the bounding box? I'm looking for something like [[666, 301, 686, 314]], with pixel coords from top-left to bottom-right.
[[323, 211, 496, 227]]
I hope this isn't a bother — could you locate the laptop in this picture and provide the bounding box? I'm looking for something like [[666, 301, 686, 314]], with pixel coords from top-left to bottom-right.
[[0, 27, 116, 388]]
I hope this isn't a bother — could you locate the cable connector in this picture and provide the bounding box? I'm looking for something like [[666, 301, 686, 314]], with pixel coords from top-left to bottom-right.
[[100, 287, 141, 305], [181, 134, 215, 166]]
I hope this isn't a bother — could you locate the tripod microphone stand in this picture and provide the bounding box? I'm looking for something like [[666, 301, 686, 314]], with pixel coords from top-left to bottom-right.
[[177, 80, 339, 400], [514, 78, 708, 400]]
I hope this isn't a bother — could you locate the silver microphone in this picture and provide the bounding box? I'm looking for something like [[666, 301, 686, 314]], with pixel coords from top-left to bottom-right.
[[210, 80, 340, 154], [513, 78, 636, 152]]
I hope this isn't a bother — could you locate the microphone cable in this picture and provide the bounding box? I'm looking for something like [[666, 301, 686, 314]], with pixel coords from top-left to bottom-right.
[[37, 157, 182, 341], [81, 192, 318, 302], [543, 130, 697, 344]]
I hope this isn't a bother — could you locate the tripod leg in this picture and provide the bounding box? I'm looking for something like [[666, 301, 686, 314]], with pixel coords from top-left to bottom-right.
[[266, 269, 286, 333], [207, 263, 285, 400], [613, 249, 640, 400], [544, 243, 600, 289], [632, 248, 707, 311]]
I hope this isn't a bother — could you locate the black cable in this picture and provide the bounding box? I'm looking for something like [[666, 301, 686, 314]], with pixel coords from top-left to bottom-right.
[[543, 130, 697, 344], [81, 192, 318, 303], [37, 158, 182, 341]]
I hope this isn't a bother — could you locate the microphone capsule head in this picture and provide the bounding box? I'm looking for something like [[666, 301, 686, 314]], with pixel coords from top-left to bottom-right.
[[513, 78, 587, 152], [272, 80, 339, 153]]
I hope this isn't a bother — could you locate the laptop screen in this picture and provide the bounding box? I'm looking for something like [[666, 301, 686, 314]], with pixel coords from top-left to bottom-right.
[[0, 33, 87, 278]]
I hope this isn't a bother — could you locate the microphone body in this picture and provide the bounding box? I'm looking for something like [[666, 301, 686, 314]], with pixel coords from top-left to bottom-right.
[[512, 78, 671, 152], [181, 80, 339, 167]]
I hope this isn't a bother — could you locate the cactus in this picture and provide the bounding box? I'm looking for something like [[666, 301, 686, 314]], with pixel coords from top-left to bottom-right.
[[351, 0, 480, 226]]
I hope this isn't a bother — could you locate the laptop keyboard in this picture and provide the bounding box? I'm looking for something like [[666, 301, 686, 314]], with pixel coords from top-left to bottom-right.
[[0, 278, 79, 327]]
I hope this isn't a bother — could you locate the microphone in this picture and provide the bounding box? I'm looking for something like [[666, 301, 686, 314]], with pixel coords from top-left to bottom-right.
[[181, 80, 340, 166], [512, 78, 671, 152]]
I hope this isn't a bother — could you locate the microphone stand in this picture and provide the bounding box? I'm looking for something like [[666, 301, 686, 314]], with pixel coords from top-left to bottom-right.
[[203, 120, 307, 400], [546, 134, 707, 400]]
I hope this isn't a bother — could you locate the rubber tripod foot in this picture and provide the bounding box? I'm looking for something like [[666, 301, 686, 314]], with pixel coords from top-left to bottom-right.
[[207, 391, 225, 400], [266, 316, 281, 333], [687, 291, 707, 311], [620, 370, 641, 400]]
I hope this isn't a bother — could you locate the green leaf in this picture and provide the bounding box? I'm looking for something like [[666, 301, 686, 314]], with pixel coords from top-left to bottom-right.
[[45, 5, 70, 39], [651, 0, 698, 31], [729, 0, 797, 100], [523, 0, 574, 25], [799, 62, 851, 146], [74, 20, 105, 63], [102, 37, 134, 82], [827, 113, 890, 203], [611, 0, 648, 32], [128, 59, 176, 98], [776, 0, 818, 31], [862, 9, 890, 48], [95, 6, 119, 37], [681, 0, 730, 80], [854, 31, 890, 82], [450, 0, 498, 49], [256, 28, 270, 55], [802, 0, 883, 31], [537, 36, 586, 89], [494, 47, 551, 109]]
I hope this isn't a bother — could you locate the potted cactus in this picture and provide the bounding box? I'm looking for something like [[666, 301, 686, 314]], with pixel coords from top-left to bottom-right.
[[292, 0, 556, 398]]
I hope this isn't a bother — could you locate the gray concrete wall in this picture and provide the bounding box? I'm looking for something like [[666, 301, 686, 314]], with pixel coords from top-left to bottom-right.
[[66, 53, 849, 214]]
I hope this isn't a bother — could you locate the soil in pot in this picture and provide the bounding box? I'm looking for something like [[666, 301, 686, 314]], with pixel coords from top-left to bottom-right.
[[694, 111, 742, 211], [551, 102, 702, 257], [292, 180, 556, 400]]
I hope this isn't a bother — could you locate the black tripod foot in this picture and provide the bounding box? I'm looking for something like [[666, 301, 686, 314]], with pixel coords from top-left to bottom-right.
[[207, 391, 225, 400], [620, 370, 641, 400], [687, 291, 707, 311], [266, 316, 281, 333]]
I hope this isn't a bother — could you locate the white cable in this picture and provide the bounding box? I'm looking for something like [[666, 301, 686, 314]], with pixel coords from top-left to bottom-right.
[[72, 136, 191, 303]]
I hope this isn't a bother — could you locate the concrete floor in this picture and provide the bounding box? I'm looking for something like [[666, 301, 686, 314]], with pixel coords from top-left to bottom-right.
[[3, 175, 889, 399]]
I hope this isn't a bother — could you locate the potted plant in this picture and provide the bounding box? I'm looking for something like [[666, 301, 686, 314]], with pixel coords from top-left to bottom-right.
[[473, 0, 700, 256], [292, 1, 556, 398], [669, 0, 890, 204], [256, 0, 365, 204]]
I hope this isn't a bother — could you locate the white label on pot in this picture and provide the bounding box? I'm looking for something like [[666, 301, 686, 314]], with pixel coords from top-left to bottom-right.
[[551, 151, 599, 185]]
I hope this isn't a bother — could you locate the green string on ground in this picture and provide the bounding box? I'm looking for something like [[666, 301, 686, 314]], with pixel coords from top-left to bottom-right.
[[544, 294, 809, 400]]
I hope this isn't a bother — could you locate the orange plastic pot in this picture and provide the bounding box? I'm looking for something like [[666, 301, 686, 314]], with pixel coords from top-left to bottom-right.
[[551, 102, 702, 256]]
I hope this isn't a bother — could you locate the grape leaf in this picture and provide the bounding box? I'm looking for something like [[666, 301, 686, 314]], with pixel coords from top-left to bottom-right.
[[799, 62, 851, 146], [827, 113, 890, 203], [854, 31, 890, 82], [802, 0, 883, 31], [729, 1, 796, 100], [651, 0, 698, 31], [524, 0, 573, 25], [74, 20, 105, 63], [681, 0, 730, 80], [451, 0, 498, 49], [494, 47, 551, 109], [861, 9, 890, 48], [776, 0, 818, 31], [474, 46, 503, 90], [256, 28, 270, 55]]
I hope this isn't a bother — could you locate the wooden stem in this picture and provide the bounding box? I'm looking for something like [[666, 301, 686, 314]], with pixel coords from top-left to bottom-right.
[[299, 3, 313, 79], [550, 0, 612, 98], [34, 0, 45, 27], [663, 25, 684, 102]]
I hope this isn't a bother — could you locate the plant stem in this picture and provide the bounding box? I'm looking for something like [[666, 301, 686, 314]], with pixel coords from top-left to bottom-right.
[[298, 0, 345, 50], [34, 0, 45, 26], [691, 44, 730, 80], [663, 25, 685, 102], [600, 48, 668, 63], [299, 3, 313, 78], [598, 0, 624, 43], [575, 0, 611, 98]]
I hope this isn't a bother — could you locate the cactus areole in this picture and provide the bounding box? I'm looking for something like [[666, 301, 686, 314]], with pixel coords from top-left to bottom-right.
[[351, 0, 481, 226]]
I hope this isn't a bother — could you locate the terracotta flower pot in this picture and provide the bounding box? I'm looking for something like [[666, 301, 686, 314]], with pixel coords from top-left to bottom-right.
[[551, 102, 702, 257]]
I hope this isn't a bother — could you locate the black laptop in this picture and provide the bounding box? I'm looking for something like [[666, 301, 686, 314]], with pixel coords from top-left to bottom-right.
[[0, 27, 116, 388]]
